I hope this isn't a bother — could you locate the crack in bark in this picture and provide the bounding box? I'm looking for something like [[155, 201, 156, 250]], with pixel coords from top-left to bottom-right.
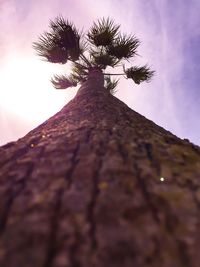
[[86, 131, 108, 252], [176, 240, 191, 267], [164, 210, 192, 267], [61, 129, 93, 265], [117, 141, 128, 164], [86, 162, 101, 251], [65, 141, 80, 186], [68, 222, 82, 267], [145, 236, 161, 264], [43, 188, 64, 267], [43, 135, 83, 267], [143, 142, 161, 176], [133, 161, 160, 224], [0, 162, 34, 235], [67, 132, 90, 266], [85, 128, 93, 143]]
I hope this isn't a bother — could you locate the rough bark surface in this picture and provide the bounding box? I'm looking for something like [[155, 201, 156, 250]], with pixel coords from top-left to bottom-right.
[[0, 74, 200, 267]]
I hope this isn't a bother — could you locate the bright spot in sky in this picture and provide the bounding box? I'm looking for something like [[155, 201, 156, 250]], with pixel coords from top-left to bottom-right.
[[160, 177, 165, 182], [0, 53, 74, 124]]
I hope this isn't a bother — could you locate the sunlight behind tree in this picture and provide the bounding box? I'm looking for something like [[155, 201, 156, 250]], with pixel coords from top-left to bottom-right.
[[0, 55, 74, 123]]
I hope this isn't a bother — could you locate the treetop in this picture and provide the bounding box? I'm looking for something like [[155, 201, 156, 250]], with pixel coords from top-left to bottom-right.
[[33, 16, 154, 94]]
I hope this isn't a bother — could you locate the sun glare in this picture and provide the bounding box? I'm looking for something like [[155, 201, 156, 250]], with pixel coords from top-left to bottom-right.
[[0, 54, 76, 123]]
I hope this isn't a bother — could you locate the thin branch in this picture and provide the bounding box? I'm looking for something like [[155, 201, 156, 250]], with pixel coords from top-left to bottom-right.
[[80, 54, 92, 67], [69, 59, 87, 69], [103, 73, 125, 76]]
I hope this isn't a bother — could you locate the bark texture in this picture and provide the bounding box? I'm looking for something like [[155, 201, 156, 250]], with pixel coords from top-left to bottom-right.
[[0, 74, 200, 267]]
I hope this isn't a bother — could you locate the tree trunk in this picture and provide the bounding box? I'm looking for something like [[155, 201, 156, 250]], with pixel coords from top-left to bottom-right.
[[0, 72, 200, 267]]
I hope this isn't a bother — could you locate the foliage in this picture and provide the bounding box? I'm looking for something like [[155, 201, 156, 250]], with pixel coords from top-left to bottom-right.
[[33, 16, 81, 63], [104, 76, 119, 94], [51, 75, 77, 89], [125, 65, 155, 84], [33, 16, 154, 93], [87, 18, 120, 47], [107, 34, 140, 59], [90, 49, 119, 69]]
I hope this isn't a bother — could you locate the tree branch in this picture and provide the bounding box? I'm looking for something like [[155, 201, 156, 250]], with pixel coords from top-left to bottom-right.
[[80, 54, 92, 67], [103, 73, 125, 76], [69, 59, 88, 70]]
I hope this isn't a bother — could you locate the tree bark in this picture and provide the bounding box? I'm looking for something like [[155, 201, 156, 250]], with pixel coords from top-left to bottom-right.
[[0, 73, 200, 267]]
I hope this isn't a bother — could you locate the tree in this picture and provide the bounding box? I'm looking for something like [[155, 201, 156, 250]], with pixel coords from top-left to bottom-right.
[[0, 17, 200, 267], [1, 83, 200, 267], [33, 16, 154, 93]]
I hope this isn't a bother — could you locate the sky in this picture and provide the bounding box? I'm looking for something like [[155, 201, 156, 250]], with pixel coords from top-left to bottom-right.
[[0, 0, 200, 146]]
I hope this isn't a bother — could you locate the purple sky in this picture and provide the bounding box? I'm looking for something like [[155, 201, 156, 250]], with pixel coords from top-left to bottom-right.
[[0, 0, 200, 146]]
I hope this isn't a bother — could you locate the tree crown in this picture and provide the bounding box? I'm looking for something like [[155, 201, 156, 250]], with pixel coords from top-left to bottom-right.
[[33, 16, 154, 94]]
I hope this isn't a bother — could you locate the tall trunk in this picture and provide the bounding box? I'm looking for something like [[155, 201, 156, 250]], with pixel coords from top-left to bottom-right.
[[0, 77, 200, 267], [77, 68, 104, 95]]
